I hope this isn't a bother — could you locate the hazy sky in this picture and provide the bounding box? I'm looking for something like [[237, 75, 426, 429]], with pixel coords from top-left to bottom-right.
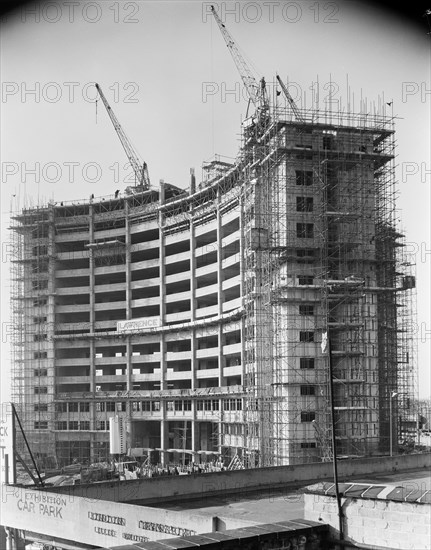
[[1, 0, 430, 399]]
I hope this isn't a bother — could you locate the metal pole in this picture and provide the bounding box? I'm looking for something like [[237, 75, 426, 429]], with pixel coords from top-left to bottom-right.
[[328, 337, 343, 540], [390, 397, 393, 457]]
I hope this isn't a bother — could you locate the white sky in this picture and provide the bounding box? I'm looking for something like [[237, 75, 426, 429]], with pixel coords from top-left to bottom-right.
[[1, 0, 430, 399]]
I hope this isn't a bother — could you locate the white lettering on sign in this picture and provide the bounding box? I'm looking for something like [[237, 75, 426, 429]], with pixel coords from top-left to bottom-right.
[[117, 317, 161, 333]]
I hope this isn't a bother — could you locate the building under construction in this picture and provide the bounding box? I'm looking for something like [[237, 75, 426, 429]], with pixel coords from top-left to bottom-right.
[[9, 12, 417, 469]]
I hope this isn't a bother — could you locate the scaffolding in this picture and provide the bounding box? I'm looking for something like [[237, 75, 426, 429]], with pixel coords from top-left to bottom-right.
[[240, 102, 417, 465], [9, 104, 418, 469]]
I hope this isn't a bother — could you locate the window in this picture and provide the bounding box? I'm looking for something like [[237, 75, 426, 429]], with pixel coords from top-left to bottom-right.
[[116, 402, 126, 412], [298, 275, 313, 285], [69, 402, 79, 412], [142, 401, 151, 412], [299, 305, 314, 316], [34, 368, 47, 377], [132, 401, 141, 412], [106, 402, 116, 412], [33, 298, 47, 307], [56, 402, 68, 413], [32, 280, 48, 290], [301, 411, 316, 422], [296, 170, 313, 186], [301, 442, 317, 448], [323, 136, 333, 150], [80, 402, 90, 412], [300, 385, 316, 396], [34, 386, 47, 394], [34, 351, 48, 359], [34, 403, 48, 412], [300, 331, 314, 343], [96, 402, 105, 412], [34, 421, 48, 429], [184, 400, 192, 411], [34, 334, 47, 342], [33, 316, 47, 324], [55, 421, 67, 430], [32, 262, 48, 274], [296, 197, 313, 212], [69, 421, 79, 430], [300, 358, 315, 369], [297, 223, 314, 239], [96, 420, 106, 431], [80, 421, 90, 430], [33, 245, 48, 256], [296, 249, 315, 264], [151, 401, 160, 412], [166, 401, 174, 411]]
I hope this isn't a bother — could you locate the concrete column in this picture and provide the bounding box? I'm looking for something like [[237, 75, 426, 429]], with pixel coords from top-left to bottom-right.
[[216, 189, 224, 387], [88, 205, 96, 459], [125, 200, 133, 448], [189, 198, 198, 456], [159, 181, 167, 466], [47, 207, 56, 456]]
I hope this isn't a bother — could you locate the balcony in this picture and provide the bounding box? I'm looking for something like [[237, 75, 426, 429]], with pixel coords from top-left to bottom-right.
[[222, 255, 240, 269], [55, 358, 90, 367], [95, 356, 126, 365], [222, 297, 241, 313], [56, 303, 89, 313], [222, 276, 240, 290], [166, 351, 191, 361], [196, 304, 219, 319], [131, 353, 161, 363], [95, 301, 126, 311], [56, 286, 90, 296], [196, 368, 219, 379], [223, 342, 241, 355], [56, 268, 89, 278], [195, 263, 217, 278], [131, 296, 160, 308], [165, 290, 191, 303], [223, 365, 242, 378], [196, 347, 219, 359], [166, 369, 192, 381], [131, 258, 159, 271], [132, 373, 160, 382], [196, 284, 218, 298], [165, 250, 190, 264], [165, 271, 190, 284]]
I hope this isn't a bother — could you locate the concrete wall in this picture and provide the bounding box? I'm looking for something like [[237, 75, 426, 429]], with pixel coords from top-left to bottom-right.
[[304, 488, 430, 549], [45, 453, 431, 504]]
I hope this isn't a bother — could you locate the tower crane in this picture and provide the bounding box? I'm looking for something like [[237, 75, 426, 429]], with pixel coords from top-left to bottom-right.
[[210, 5, 269, 116], [95, 83, 150, 190], [276, 74, 305, 123]]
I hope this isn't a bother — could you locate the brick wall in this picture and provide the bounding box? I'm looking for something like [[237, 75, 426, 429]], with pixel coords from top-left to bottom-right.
[[304, 482, 431, 549]]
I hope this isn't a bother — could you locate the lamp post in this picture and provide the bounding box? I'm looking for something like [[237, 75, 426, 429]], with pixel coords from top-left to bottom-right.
[[390, 392, 398, 457]]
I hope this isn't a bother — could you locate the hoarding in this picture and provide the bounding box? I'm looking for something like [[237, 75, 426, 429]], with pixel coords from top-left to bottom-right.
[[1, 484, 214, 547], [117, 317, 161, 333], [0, 402, 16, 485]]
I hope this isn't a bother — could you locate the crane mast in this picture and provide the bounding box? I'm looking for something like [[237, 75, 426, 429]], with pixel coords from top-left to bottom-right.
[[210, 5, 268, 113], [276, 74, 305, 123], [95, 83, 150, 190]]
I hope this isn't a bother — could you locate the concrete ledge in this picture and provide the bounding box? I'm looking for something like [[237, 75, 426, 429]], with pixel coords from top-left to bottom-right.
[[43, 453, 431, 505]]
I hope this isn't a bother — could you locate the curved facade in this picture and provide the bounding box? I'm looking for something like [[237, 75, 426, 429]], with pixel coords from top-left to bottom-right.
[[11, 111, 416, 468]]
